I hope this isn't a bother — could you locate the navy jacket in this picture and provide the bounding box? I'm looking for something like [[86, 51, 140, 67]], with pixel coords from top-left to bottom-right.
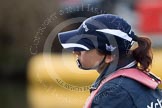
[[90, 68, 162, 108]]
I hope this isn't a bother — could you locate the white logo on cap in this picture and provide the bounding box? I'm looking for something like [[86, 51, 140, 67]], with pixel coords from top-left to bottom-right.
[[83, 22, 89, 32], [106, 44, 116, 51]]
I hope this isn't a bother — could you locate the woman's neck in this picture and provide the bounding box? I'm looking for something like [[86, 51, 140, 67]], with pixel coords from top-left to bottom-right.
[[97, 63, 109, 74], [97, 55, 136, 74]]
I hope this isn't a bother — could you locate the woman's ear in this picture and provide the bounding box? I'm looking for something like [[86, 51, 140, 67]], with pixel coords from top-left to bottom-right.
[[105, 55, 115, 63]]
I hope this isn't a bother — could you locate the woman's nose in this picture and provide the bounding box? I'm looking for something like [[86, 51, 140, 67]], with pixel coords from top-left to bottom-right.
[[73, 51, 81, 56]]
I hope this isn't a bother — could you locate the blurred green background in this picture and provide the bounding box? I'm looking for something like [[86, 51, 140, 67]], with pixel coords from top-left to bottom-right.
[[0, 0, 162, 108]]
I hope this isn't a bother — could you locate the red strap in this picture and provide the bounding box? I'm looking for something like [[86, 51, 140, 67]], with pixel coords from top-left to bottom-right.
[[84, 68, 161, 108]]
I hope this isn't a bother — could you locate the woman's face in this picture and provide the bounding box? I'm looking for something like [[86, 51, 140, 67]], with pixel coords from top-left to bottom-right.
[[73, 49, 106, 69]]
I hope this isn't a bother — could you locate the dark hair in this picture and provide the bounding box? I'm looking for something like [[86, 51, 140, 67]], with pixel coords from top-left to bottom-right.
[[132, 36, 153, 72]]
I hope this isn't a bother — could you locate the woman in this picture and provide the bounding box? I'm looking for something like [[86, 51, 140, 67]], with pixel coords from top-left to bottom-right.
[[58, 14, 162, 108]]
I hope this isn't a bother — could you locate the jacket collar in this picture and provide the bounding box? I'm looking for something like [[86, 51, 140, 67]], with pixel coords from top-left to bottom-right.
[[90, 60, 137, 92]]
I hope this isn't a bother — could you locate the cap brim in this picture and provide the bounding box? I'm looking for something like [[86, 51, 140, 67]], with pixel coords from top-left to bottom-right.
[[58, 29, 91, 51]]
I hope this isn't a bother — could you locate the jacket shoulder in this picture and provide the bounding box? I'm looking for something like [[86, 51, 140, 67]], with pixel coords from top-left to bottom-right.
[[100, 77, 162, 108], [92, 78, 136, 108]]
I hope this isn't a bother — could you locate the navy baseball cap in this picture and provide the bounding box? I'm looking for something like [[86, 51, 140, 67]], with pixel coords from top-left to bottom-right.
[[58, 14, 137, 54]]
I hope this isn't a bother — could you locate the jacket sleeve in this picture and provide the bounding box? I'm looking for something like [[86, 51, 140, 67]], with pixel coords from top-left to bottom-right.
[[91, 83, 136, 108]]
